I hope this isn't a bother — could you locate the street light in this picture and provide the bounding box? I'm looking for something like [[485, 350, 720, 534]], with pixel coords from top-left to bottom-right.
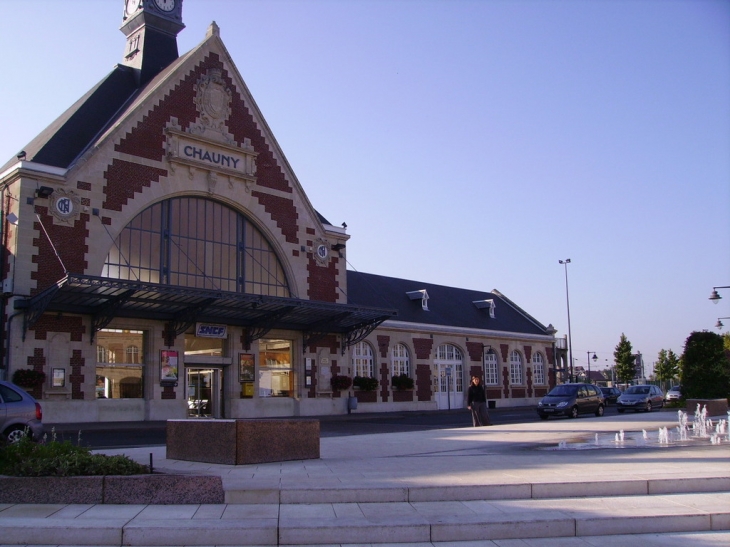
[[709, 286, 730, 304], [586, 352, 598, 384], [716, 317, 730, 330], [559, 259, 574, 382]]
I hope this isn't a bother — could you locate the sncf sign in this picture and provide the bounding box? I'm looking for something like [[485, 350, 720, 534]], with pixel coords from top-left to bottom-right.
[[195, 323, 227, 338]]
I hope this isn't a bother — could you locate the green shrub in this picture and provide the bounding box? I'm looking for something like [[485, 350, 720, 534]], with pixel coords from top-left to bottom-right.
[[391, 374, 414, 390], [330, 374, 352, 391], [353, 376, 378, 391], [0, 433, 148, 477], [11, 369, 46, 387]]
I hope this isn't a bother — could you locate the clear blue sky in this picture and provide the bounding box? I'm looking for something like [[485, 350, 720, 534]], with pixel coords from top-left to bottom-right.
[[1, 0, 728, 374]]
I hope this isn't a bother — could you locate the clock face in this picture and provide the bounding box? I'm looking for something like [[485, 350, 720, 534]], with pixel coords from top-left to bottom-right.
[[125, 0, 139, 15], [154, 0, 176, 12]]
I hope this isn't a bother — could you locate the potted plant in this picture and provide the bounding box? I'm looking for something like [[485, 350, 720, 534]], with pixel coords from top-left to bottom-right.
[[330, 374, 352, 391], [353, 376, 379, 391], [391, 374, 414, 391], [12, 369, 46, 388]]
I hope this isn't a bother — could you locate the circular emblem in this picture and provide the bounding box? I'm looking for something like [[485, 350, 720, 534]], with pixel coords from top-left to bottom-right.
[[316, 244, 329, 260], [48, 189, 81, 224], [55, 197, 74, 217]]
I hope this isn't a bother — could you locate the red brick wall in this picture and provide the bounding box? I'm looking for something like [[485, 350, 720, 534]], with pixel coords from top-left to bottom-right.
[[31, 207, 89, 293], [103, 159, 167, 211], [416, 363, 432, 401], [306, 255, 339, 302]]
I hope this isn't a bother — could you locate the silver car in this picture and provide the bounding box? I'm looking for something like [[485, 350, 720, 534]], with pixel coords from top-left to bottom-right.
[[0, 380, 44, 442], [616, 384, 665, 413], [665, 385, 682, 401]]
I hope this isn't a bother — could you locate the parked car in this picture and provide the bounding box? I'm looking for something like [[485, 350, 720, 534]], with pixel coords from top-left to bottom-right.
[[537, 383, 605, 420], [0, 380, 44, 442], [599, 386, 622, 405], [665, 385, 682, 402], [616, 385, 665, 413]]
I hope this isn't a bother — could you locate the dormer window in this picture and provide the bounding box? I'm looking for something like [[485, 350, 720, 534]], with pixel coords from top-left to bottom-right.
[[406, 289, 429, 311], [473, 299, 496, 318]]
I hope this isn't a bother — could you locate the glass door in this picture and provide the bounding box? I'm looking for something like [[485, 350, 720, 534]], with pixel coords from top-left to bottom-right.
[[186, 368, 222, 418]]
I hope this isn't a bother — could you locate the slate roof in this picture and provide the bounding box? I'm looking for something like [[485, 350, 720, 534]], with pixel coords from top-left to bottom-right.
[[1, 65, 140, 172], [346, 271, 552, 337]]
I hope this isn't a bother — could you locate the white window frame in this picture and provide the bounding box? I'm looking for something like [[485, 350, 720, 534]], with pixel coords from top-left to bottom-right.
[[436, 344, 464, 393], [532, 352, 545, 385], [484, 351, 499, 385], [352, 342, 374, 378], [509, 350, 523, 385], [391, 343, 410, 377]]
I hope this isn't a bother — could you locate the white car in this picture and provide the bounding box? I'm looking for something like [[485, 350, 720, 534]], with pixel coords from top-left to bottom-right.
[[665, 385, 682, 402]]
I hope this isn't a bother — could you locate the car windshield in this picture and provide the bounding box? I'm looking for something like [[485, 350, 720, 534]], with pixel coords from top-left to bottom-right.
[[625, 386, 649, 394], [670, 386, 680, 391], [548, 385, 578, 397]]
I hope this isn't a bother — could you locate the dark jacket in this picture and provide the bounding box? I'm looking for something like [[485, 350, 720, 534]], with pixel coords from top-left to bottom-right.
[[467, 383, 487, 405]]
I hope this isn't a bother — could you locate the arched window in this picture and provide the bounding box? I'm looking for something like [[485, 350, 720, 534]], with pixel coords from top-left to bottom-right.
[[532, 352, 545, 385], [103, 197, 290, 297], [484, 350, 498, 385], [510, 350, 523, 385], [352, 342, 374, 378], [391, 343, 410, 377]]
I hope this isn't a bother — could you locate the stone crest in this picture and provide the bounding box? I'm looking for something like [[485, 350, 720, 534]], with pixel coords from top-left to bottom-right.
[[49, 188, 82, 224], [191, 69, 234, 144]]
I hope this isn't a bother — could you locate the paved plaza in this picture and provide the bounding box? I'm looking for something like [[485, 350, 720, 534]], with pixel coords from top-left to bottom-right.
[[1, 410, 729, 546]]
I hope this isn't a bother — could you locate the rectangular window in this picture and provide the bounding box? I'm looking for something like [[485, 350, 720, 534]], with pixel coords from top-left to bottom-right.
[[258, 339, 293, 397], [484, 353, 499, 385], [533, 363, 545, 385], [96, 329, 144, 399]]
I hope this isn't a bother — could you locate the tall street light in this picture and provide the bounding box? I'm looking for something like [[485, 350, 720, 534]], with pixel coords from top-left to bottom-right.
[[709, 286, 730, 303], [559, 259, 574, 382], [716, 317, 730, 330], [586, 351, 597, 384]]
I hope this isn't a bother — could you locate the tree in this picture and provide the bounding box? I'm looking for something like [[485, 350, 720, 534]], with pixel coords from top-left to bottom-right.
[[680, 331, 730, 400], [614, 333, 636, 385], [654, 348, 680, 389]]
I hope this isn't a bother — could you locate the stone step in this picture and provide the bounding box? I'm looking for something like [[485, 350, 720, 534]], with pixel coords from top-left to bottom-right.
[[1, 491, 728, 545], [222, 475, 730, 504]]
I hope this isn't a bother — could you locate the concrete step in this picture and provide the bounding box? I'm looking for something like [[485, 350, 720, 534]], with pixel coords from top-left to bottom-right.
[[1, 491, 728, 545], [222, 475, 730, 504]]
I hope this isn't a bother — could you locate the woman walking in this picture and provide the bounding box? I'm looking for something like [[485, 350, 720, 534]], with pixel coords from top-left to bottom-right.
[[467, 376, 491, 426]]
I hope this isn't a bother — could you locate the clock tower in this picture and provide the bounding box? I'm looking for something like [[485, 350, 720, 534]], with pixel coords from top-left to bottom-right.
[[121, 0, 185, 85]]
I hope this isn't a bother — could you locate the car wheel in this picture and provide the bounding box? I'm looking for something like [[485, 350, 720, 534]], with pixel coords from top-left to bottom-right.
[[595, 404, 604, 417], [617, 408, 624, 413], [539, 414, 549, 420], [645, 401, 652, 412], [4, 425, 28, 443], [570, 406, 579, 419]]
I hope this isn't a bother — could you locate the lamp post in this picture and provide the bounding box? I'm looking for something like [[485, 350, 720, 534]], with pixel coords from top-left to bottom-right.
[[716, 317, 730, 330], [586, 351, 597, 384], [559, 259, 574, 382], [709, 286, 730, 304]]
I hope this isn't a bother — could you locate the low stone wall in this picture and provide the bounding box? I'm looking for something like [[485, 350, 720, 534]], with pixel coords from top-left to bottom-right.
[[686, 398, 729, 417], [0, 474, 223, 504], [166, 418, 320, 465]]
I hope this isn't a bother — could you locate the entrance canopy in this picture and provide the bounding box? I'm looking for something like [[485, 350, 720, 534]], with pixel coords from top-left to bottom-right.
[[17, 274, 397, 351]]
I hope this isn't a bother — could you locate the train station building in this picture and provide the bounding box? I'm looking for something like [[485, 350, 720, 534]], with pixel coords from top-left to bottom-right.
[[0, 0, 560, 423]]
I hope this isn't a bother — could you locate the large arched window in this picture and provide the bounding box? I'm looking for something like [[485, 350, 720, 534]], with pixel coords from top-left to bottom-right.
[[510, 350, 523, 385], [103, 197, 290, 297]]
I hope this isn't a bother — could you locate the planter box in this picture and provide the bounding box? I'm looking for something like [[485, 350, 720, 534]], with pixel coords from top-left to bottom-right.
[[686, 398, 729, 417], [167, 418, 320, 465], [393, 390, 413, 402], [0, 474, 223, 504]]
